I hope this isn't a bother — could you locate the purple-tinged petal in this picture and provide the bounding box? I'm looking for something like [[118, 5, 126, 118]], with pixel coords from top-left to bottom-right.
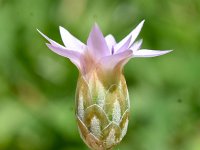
[[114, 20, 145, 50], [100, 50, 133, 71], [46, 43, 83, 71], [59, 26, 85, 53], [115, 36, 132, 54], [105, 34, 116, 53], [133, 49, 172, 57], [87, 23, 110, 59], [37, 29, 65, 49], [130, 39, 143, 52]]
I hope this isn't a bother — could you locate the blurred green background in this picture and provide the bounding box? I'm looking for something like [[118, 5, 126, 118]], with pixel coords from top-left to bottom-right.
[[0, 0, 200, 149]]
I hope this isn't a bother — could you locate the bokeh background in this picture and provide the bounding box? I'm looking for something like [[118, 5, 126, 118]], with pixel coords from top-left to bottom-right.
[[0, 0, 200, 149]]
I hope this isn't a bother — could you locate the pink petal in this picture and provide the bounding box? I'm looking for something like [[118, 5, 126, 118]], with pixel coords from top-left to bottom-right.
[[37, 29, 65, 49], [115, 36, 132, 54], [59, 26, 85, 53], [130, 39, 143, 52], [100, 50, 133, 71], [105, 34, 116, 53], [114, 20, 145, 50], [87, 23, 110, 60], [46, 44, 83, 71], [133, 49, 173, 57]]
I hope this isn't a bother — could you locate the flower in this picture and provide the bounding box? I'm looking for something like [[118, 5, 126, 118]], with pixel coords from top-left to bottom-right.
[[38, 20, 172, 150]]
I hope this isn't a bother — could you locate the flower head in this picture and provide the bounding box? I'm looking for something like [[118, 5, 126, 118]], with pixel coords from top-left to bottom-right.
[[38, 20, 171, 80], [38, 20, 172, 150]]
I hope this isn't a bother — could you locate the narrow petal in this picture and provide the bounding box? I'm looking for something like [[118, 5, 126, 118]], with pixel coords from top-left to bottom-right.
[[115, 36, 132, 54], [37, 29, 65, 49], [100, 50, 133, 71], [130, 39, 143, 52], [133, 49, 173, 57], [114, 20, 145, 50], [46, 44, 83, 71], [87, 23, 110, 59], [105, 34, 116, 52], [59, 26, 85, 53]]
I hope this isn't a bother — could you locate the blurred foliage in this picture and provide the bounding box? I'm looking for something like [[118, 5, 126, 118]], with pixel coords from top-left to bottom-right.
[[0, 0, 200, 150]]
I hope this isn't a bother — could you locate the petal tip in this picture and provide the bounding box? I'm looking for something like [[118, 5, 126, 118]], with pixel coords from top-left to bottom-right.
[[45, 43, 51, 46], [59, 26, 63, 29], [46, 43, 53, 49], [37, 29, 52, 44], [37, 29, 44, 36], [93, 22, 100, 31], [59, 26, 66, 33], [139, 20, 145, 28], [141, 19, 145, 24], [133, 49, 173, 58], [94, 22, 98, 26], [163, 50, 173, 54], [159, 50, 173, 56]]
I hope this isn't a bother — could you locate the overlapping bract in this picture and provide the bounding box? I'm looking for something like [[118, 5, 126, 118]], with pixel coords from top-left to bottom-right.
[[76, 72, 129, 150]]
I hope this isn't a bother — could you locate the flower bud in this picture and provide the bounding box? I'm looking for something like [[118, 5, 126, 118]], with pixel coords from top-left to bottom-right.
[[76, 71, 130, 150]]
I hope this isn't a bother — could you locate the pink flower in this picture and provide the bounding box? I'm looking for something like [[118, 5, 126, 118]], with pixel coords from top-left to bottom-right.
[[38, 20, 171, 77], [38, 20, 172, 150]]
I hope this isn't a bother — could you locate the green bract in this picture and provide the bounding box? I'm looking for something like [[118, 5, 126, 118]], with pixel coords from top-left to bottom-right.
[[76, 72, 129, 150]]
